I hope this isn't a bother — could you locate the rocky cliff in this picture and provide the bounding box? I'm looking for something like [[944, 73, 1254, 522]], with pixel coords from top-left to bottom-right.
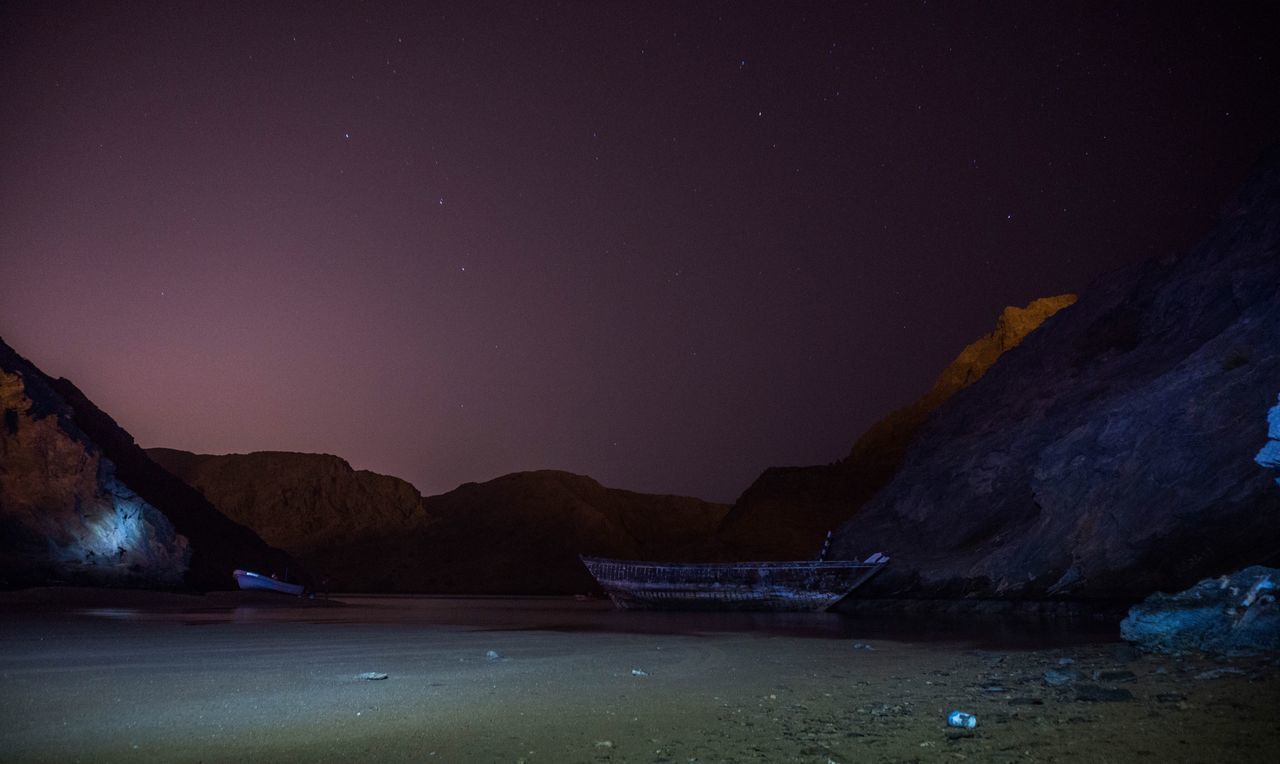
[[831, 150, 1280, 601], [149, 450, 729, 594], [147, 449, 433, 591], [715, 295, 1077, 560], [0, 338, 290, 589], [147, 449, 429, 549]]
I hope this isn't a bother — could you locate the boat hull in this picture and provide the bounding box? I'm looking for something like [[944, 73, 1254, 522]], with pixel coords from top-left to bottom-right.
[[579, 556, 884, 612], [233, 569, 305, 597]]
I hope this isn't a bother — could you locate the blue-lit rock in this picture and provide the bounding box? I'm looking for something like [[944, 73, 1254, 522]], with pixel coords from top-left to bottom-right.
[[1120, 567, 1279, 655], [0, 366, 189, 586], [1256, 394, 1280, 486], [1, 337, 292, 589]]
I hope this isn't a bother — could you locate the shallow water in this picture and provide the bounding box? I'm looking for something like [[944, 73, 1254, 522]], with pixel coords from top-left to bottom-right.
[[67, 594, 1119, 648]]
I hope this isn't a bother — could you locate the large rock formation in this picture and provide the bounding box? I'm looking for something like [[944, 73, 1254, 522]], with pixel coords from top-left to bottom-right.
[[831, 150, 1280, 601], [0, 338, 290, 589], [150, 450, 729, 594], [716, 295, 1077, 559], [148, 449, 433, 591], [148, 449, 428, 548]]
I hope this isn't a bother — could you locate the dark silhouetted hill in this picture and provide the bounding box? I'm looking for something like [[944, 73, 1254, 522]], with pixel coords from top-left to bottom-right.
[[149, 450, 728, 593], [716, 295, 1077, 560]]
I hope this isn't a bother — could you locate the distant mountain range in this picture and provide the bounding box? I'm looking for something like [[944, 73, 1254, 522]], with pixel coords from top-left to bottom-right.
[[147, 450, 727, 593], [5, 151, 1277, 601], [142, 289, 1073, 594]]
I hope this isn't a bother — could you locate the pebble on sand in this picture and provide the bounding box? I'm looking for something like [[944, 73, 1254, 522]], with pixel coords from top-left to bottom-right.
[[1074, 684, 1134, 702], [1043, 669, 1079, 687], [1195, 667, 1247, 680], [631, 668, 649, 677], [485, 650, 503, 660], [357, 672, 388, 680]]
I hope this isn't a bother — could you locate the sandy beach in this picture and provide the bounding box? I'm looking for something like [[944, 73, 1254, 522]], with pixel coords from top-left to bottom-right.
[[1, 590, 1276, 763]]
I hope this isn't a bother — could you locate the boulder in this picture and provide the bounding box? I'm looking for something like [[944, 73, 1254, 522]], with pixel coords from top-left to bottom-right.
[[1120, 566, 1279, 655]]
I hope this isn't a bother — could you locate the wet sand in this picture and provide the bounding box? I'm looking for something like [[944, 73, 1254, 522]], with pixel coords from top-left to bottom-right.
[[1, 590, 1276, 762]]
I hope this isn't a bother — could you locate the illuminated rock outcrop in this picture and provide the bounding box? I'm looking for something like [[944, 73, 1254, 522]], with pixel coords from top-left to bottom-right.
[[0, 338, 292, 589], [1, 353, 187, 586], [1121, 566, 1279, 655], [831, 150, 1280, 601], [1257, 395, 1280, 486]]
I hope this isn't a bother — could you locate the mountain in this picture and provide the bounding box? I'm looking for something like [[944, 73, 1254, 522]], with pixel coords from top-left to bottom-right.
[[715, 295, 1077, 560], [146, 449, 429, 551], [416, 470, 729, 593], [146, 449, 430, 590], [149, 450, 729, 593], [830, 150, 1280, 601], [0, 338, 291, 590]]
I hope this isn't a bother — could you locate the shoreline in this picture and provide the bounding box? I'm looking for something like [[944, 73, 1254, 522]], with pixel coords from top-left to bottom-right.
[[2, 592, 1277, 761]]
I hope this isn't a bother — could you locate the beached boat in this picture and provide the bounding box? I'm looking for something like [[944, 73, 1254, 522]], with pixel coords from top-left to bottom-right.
[[232, 569, 305, 597], [579, 552, 888, 612]]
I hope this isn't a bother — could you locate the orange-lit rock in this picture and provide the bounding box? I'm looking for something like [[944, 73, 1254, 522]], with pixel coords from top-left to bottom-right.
[[715, 295, 1076, 560]]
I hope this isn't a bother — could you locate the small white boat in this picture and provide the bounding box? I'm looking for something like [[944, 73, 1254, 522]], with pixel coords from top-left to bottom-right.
[[232, 569, 305, 596]]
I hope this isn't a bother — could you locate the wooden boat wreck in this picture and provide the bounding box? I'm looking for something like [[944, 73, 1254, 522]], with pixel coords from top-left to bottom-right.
[[579, 552, 889, 612], [232, 569, 305, 597]]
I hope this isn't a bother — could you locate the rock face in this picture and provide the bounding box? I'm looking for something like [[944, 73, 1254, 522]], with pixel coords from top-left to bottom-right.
[[1120, 567, 1279, 655], [148, 448, 427, 560], [831, 150, 1280, 601], [148, 449, 433, 591], [1, 338, 289, 589], [716, 295, 1077, 560], [149, 450, 729, 594]]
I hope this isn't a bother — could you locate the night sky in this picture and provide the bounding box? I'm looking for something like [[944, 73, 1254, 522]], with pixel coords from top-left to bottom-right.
[[2, 2, 1277, 502]]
